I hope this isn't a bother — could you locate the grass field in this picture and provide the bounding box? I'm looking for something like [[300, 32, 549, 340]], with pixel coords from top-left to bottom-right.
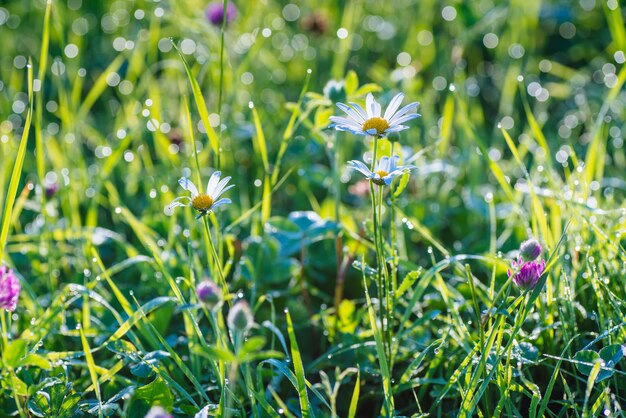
[[1, 0, 626, 416]]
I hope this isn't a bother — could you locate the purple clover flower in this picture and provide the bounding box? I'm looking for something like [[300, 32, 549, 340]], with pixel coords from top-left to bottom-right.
[[508, 258, 546, 290], [0, 266, 20, 312], [45, 182, 59, 198], [196, 279, 220, 308], [205, 1, 237, 27]]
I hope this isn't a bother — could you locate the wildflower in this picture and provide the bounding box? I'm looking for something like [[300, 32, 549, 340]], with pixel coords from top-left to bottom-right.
[[323, 79, 346, 103], [167, 172, 233, 219], [520, 238, 542, 262], [301, 12, 329, 36], [144, 406, 172, 418], [227, 300, 254, 332], [330, 93, 420, 137], [44, 182, 59, 198], [508, 258, 545, 290], [196, 279, 220, 308], [205, 1, 237, 26], [347, 155, 415, 186], [0, 266, 20, 312]]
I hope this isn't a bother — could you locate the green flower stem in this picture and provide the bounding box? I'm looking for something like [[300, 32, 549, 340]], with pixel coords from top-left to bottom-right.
[[377, 183, 392, 360], [0, 310, 8, 350], [368, 136, 392, 361], [369, 137, 384, 328], [1, 313, 26, 418], [203, 216, 232, 308], [331, 131, 346, 334]]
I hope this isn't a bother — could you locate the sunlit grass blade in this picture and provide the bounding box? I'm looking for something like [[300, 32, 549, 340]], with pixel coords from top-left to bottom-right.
[[0, 61, 33, 262], [172, 41, 220, 157], [285, 309, 311, 418], [79, 326, 103, 418], [348, 369, 360, 418]]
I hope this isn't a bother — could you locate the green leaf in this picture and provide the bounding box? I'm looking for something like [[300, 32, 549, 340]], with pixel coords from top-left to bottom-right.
[[134, 377, 174, 411], [3, 339, 27, 368], [23, 353, 52, 370], [574, 350, 602, 376], [345, 70, 358, 96]]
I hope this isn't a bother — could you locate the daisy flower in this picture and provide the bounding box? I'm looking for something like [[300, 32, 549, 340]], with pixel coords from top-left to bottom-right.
[[167, 171, 233, 219], [330, 93, 420, 137], [347, 155, 416, 186]]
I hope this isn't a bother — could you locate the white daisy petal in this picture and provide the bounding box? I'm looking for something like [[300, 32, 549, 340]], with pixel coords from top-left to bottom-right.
[[348, 160, 374, 177], [212, 176, 233, 197], [336, 125, 367, 135], [178, 177, 199, 197], [365, 128, 378, 135], [348, 102, 368, 121], [384, 93, 404, 120], [385, 125, 410, 133], [213, 183, 234, 200], [373, 99, 382, 117], [390, 113, 420, 126], [337, 102, 365, 124], [388, 102, 420, 124], [366, 94, 376, 118], [388, 155, 400, 172], [210, 198, 232, 210], [329, 116, 363, 130], [206, 171, 222, 195], [378, 156, 390, 172]]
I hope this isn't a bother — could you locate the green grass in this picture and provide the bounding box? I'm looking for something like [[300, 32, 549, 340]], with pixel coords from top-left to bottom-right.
[[1, 0, 626, 416]]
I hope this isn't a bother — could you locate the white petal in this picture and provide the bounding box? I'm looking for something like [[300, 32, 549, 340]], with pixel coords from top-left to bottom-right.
[[385, 125, 410, 133], [178, 178, 198, 197], [390, 113, 420, 127], [329, 116, 362, 130], [373, 99, 382, 117], [384, 93, 404, 120], [212, 176, 232, 196], [388, 155, 400, 172], [377, 156, 390, 172], [206, 171, 222, 195], [210, 198, 232, 210], [212, 182, 234, 200], [365, 94, 376, 118], [347, 160, 374, 177], [337, 103, 365, 124], [336, 125, 367, 135], [348, 102, 368, 121], [388, 102, 420, 125]]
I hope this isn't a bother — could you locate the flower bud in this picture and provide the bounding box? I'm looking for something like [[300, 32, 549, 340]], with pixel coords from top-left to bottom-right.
[[520, 239, 542, 261], [508, 258, 545, 290], [227, 300, 254, 332], [196, 279, 220, 308], [205, 1, 237, 27], [45, 182, 59, 198], [0, 265, 20, 312], [323, 80, 346, 103]]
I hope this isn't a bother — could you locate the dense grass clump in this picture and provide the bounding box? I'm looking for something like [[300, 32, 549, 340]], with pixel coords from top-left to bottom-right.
[[1, 0, 625, 416]]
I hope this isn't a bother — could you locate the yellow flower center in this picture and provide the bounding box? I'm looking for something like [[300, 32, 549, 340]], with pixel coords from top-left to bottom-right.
[[362, 117, 390, 135], [191, 194, 214, 211], [375, 170, 389, 178]]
